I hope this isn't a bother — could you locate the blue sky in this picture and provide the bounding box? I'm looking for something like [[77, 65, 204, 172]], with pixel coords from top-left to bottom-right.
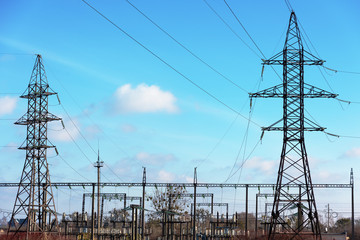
[[0, 0, 360, 217]]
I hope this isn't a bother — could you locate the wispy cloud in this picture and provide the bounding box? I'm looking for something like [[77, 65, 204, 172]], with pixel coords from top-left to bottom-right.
[[49, 118, 80, 142], [0, 54, 16, 62], [121, 124, 137, 133], [243, 156, 276, 175], [0, 96, 17, 116], [110, 83, 178, 114], [341, 147, 360, 159], [0, 37, 120, 85], [157, 170, 176, 182], [136, 152, 176, 166]]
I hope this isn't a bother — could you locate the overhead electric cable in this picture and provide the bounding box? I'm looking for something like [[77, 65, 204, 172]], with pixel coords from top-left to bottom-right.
[[223, 0, 265, 58], [322, 66, 360, 75], [225, 77, 263, 183], [62, 124, 113, 182], [324, 132, 360, 139], [126, 0, 248, 93], [283, 1, 350, 111], [225, 138, 261, 182], [285, 2, 360, 75], [61, 104, 98, 155], [284, 0, 293, 13], [80, 0, 261, 128], [47, 66, 132, 159], [220, 0, 283, 81], [57, 154, 92, 182], [201, 0, 262, 59], [61, 104, 125, 182], [195, 114, 239, 169], [62, 127, 93, 165], [195, 75, 263, 172], [0, 53, 35, 56]]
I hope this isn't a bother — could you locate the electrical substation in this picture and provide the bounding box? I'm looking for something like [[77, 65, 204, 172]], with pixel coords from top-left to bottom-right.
[[0, 2, 359, 240]]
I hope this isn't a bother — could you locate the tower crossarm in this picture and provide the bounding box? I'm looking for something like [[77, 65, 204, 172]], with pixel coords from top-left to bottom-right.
[[15, 112, 62, 125], [250, 83, 337, 98], [261, 116, 326, 132], [262, 49, 325, 66]]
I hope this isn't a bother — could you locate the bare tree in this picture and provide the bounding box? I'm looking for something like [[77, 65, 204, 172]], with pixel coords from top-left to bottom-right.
[[147, 186, 189, 219]]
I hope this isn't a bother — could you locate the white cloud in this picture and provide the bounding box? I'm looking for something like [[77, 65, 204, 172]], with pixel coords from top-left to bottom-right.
[[0, 54, 16, 62], [342, 147, 360, 158], [49, 119, 80, 142], [111, 84, 178, 114], [312, 170, 343, 182], [0, 96, 17, 116], [136, 152, 176, 166], [85, 124, 101, 139], [121, 124, 137, 133], [157, 170, 176, 182], [244, 156, 276, 175]]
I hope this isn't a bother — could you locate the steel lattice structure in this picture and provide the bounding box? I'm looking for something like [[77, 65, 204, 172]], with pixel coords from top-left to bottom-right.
[[250, 12, 337, 239], [8, 55, 61, 235]]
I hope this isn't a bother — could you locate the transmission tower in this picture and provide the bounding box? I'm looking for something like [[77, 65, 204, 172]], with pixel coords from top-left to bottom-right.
[[8, 55, 61, 235], [250, 12, 337, 239]]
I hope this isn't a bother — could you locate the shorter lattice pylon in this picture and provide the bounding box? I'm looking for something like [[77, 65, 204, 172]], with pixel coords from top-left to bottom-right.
[[8, 55, 61, 237]]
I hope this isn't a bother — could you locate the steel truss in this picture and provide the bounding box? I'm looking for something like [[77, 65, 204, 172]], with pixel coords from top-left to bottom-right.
[[0, 182, 351, 188], [250, 12, 337, 239], [8, 55, 61, 235]]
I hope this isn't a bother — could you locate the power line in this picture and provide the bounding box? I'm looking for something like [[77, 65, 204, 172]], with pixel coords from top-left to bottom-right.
[[62, 127, 93, 165], [195, 75, 263, 174], [61, 104, 98, 156], [80, 0, 261, 129], [322, 66, 360, 75], [285, 2, 360, 76], [225, 138, 261, 182], [60, 104, 123, 182], [201, 0, 262, 59], [126, 0, 248, 94], [283, 2, 357, 109], [46, 65, 132, 159], [57, 154, 92, 182], [317, 67, 345, 110], [195, 114, 239, 169], [225, 79, 262, 183], [223, 76, 263, 183], [223, 0, 266, 59], [0, 53, 35, 56], [62, 126, 114, 182], [220, 0, 283, 81], [284, 0, 293, 12], [324, 132, 360, 139]]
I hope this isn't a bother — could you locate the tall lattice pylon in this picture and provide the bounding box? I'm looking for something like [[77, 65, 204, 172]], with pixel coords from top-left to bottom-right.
[[8, 55, 61, 236], [250, 12, 337, 239]]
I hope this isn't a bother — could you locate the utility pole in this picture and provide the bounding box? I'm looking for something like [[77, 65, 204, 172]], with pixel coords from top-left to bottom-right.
[[351, 168, 354, 238], [8, 55, 61, 236], [327, 204, 330, 230], [142, 167, 146, 239], [250, 12, 337, 239], [193, 168, 197, 240], [91, 183, 95, 240], [94, 148, 103, 239]]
